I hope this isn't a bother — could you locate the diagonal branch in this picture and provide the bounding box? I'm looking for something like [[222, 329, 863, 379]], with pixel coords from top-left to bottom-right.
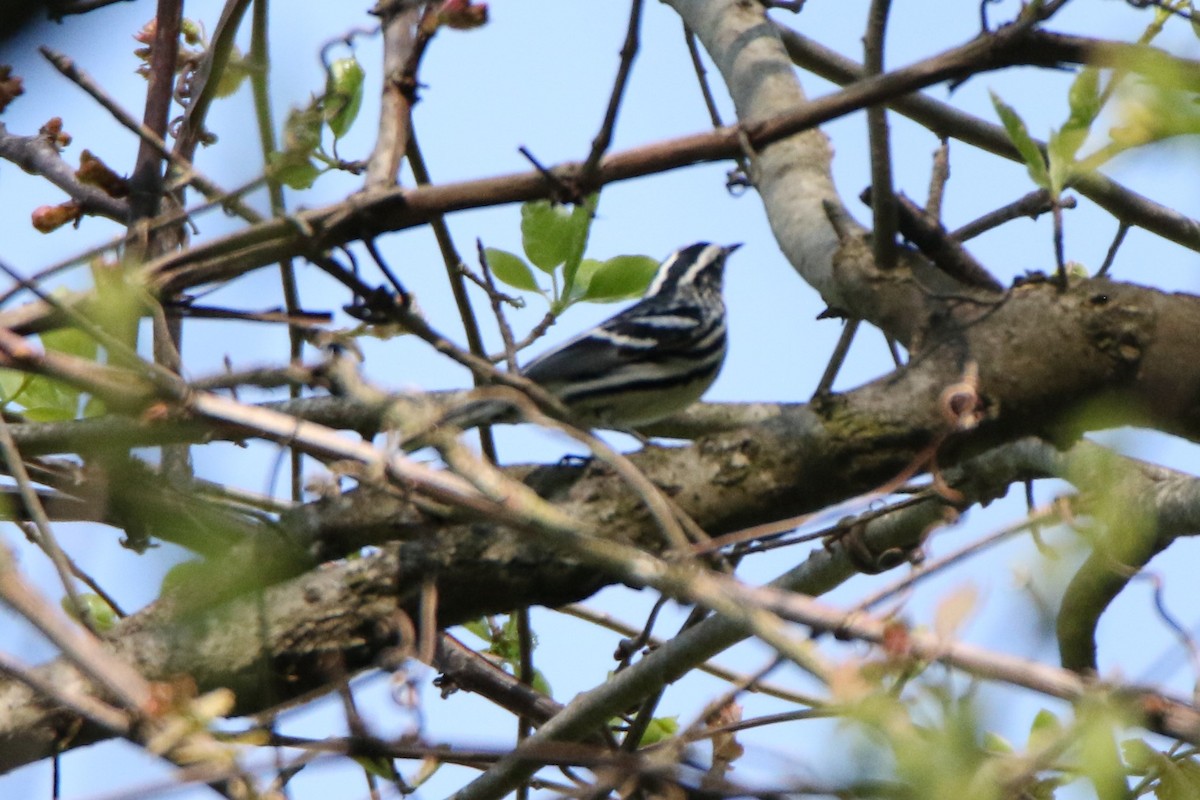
[[776, 25, 1200, 252]]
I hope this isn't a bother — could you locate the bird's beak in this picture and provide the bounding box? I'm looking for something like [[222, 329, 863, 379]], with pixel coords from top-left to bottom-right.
[[724, 243, 743, 256]]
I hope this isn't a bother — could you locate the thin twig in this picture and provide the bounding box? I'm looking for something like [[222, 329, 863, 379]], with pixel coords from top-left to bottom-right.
[[774, 24, 1200, 252], [435, 393, 693, 553], [851, 505, 1064, 613], [684, 26, 724, 130], [250, 0, 305, 501], [407, 133, 498, 461], [680, 657, 783, 743], [864, 0, 898, 272], [873, 189, 1004, 292], [812, 317, 859, 398], [1132, 572, 1200, 702], [38, 47, 260, 223], [927, 137, 950, 220], [475, 241, 520, 373], [561, 604, 823, 706], [173, 0, 254, 164], [515, 607, 535, 800], [164, 303, 331, 327], [581, 0, 643, 181], [950, 189, 1070, 241], [683, 24, 751, 185], [456, 263, 525, 309], [885, 333, 903, 366], [621, 606, 711, 753], [0, 414, 94, 632], [491, 312, 557, 363], [0, 542, 152, 713], [1052, 202, 1067, 285], [614, 596, 669, 671], [15, 522, 128, 617], [0, 650, 131, 734], [742, 584, 1131, 713], [0, 260, 171, 397], [0, 174, 267, 310], [434, 634, 573, 730], [1096, 221, 1130, 277], [0, 123, 129, 222]]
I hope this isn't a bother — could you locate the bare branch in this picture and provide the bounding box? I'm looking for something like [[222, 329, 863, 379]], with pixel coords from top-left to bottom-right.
[[776, 25, 1200, 252], [0, 122, 129, 223], [864, 0, 899, 272]]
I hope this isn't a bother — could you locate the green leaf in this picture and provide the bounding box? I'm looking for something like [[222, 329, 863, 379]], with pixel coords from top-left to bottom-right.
[[324, 57, 365, 139], [1176, 758, 1200, 796], [981, 731, 1013, 754], [486, 614, 530, 665], [559, 194, 598, 302], [519, 194, 597, 279], [638, 716, 679, 746], [1027, 708, 1063, 751], [82, 393, 106, 419], [1047, 68, 1103, 192], [352, 756, 395, 781], [521, 201, 578, 273], [160, 559, 207, 597], [581, 254, 658, 302], [212, 47, 251, 98], [1076, 700, 1132, 800], [529, 668, 552, 696], [568, 258, 603, 302], [60, 593, 117, 632], [88, 265, 143, 354], [1066, 67, 1101, 131], [484, 248, 540, 292], [0, 369, 30, 404], [462, 618, 490, 642], [268, 151, 321, 190], [23, 405, 75, 422], [284, 104, 324, 156], [13, 359, 80, 419], [1120, 738, 1160, 775], [990, 90, 1050, 191], [41, 326, 97, 361], [1047, 129, 1082, 195], [1159, 759, 1191, 800]]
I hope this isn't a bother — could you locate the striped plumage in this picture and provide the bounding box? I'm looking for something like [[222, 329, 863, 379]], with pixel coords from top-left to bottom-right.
[[520, 242, 735, 427], [444, 241, 738, 433]]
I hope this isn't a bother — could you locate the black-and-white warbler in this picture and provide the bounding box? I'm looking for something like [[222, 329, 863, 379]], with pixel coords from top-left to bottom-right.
[[445, 241, 739, 433]]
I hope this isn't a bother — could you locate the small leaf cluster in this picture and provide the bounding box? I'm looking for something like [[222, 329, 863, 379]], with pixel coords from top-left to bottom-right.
[[990, 64, 1102, 201], [134, 19, 251, 100], [60, 593, 118, 632], [463, 615, 553, 695], [267, 55, 366, 189], [1124, 738, 1200, 800], [0, 326, 101, 421], [991, 3, 1200, 207], [485, 196, 660, 314], [839, 668, 1179, 800]]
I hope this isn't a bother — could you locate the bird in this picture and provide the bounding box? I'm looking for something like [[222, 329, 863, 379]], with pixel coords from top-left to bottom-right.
[[437, 241, 739, 435]]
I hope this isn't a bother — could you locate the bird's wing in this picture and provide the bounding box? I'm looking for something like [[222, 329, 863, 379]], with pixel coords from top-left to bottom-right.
[[522, 304, 709, 386]]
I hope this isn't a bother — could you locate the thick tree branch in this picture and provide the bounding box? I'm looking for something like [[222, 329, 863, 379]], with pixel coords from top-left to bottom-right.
[[2, 270, 1200, 770]]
